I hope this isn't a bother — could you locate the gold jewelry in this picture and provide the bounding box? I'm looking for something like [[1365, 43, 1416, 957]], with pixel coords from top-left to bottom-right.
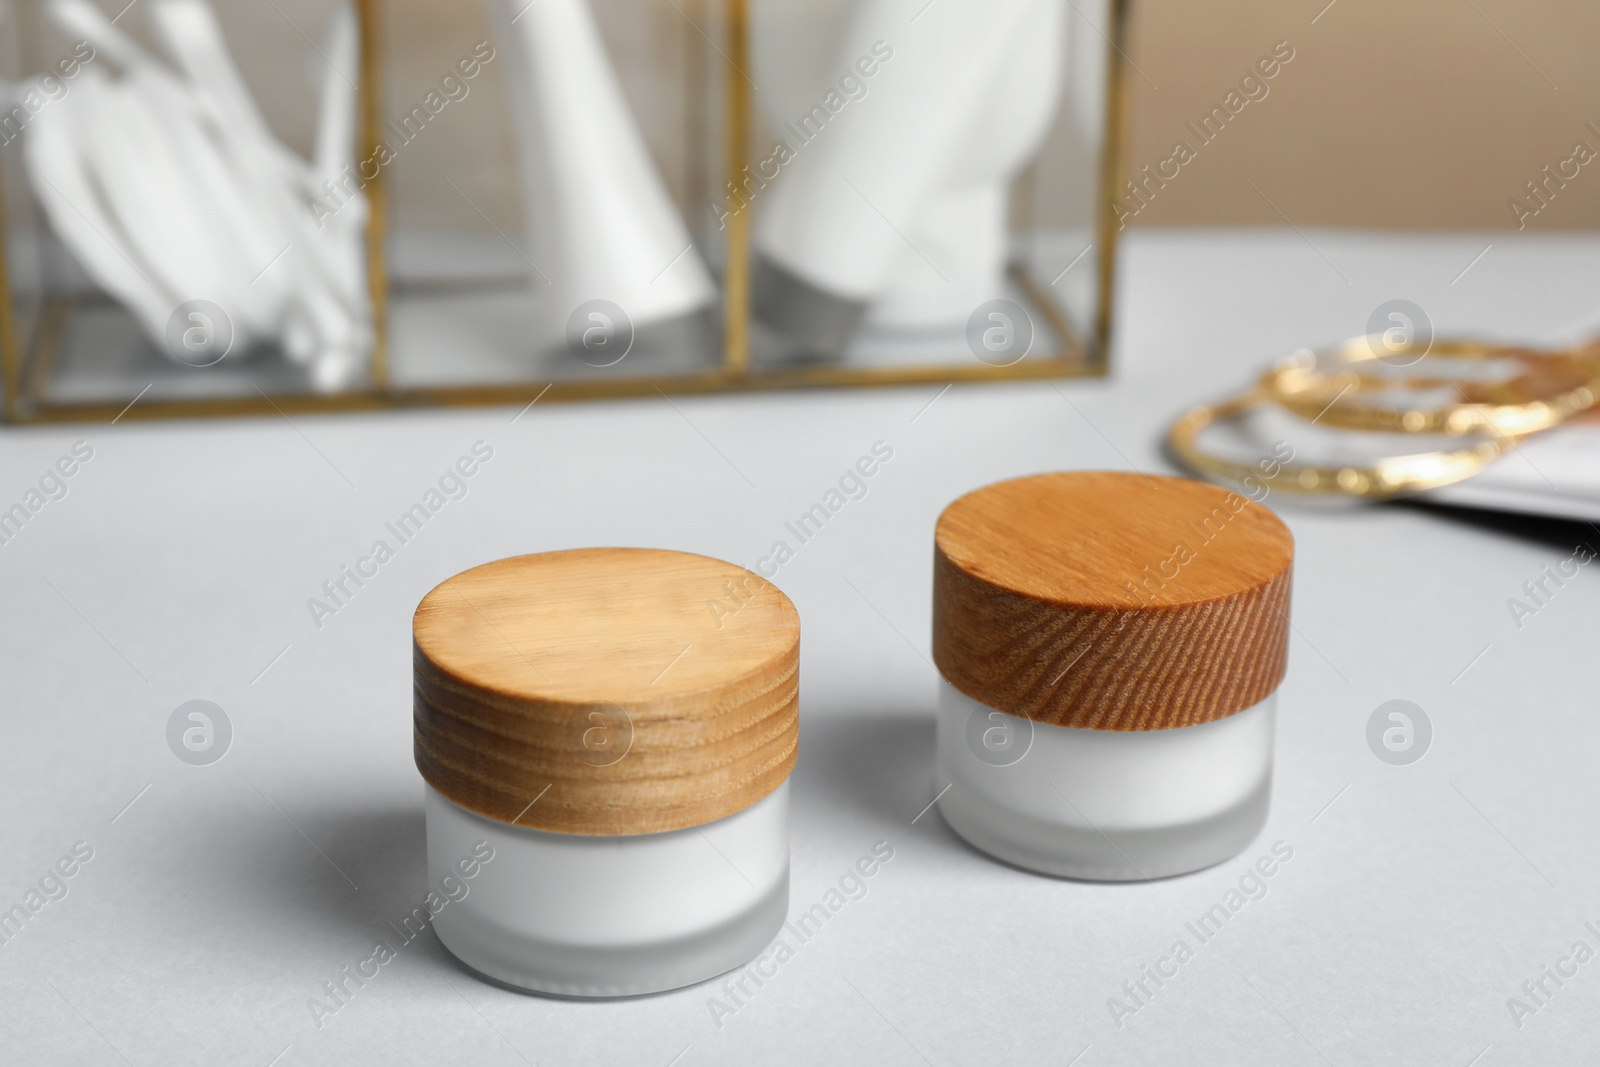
[[1259, 338, 1600, 437], [1167, 388, 1517, 499]]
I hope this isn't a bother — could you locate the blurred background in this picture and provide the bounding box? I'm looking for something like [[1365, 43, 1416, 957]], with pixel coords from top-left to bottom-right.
[[376, 0, 1600, 232], [1122, 0, 1600, 229], [4, 0, 1597, 419], [329, 0, 1600, 232]]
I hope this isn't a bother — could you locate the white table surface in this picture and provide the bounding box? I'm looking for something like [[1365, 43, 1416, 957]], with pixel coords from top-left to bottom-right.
[[3, 230, 1598, 1067]]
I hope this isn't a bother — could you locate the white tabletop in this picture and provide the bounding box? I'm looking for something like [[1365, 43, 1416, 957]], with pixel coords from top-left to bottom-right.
[[2, 230, 1597, 1066]]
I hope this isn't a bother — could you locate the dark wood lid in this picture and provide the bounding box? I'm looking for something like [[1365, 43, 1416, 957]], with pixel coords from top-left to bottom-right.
[[933, 472, 1293, 730]]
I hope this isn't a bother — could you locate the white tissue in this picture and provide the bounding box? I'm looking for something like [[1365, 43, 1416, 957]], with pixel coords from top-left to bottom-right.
[[23, 0, 371, 391]]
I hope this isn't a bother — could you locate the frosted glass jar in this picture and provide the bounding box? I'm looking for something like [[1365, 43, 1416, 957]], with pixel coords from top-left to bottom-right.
[[413, 548, 800, 995], [931, 472, 1294, 880], [425, 782, 790, 996], [936, 685, 1275, 879]]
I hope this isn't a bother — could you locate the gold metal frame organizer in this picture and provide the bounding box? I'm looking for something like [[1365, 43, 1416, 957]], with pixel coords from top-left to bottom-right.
[[0, 0, 1135, 424]]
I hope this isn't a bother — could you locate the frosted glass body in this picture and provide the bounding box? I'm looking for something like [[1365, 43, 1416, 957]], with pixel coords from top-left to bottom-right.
[[427, 783, 789, 996], [935, 682, 1274, 880]]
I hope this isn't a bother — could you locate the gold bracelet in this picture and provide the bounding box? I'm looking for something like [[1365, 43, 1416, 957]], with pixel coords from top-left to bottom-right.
[[1167, 389, 1517, 498], [1259, 338, 1600, 437]]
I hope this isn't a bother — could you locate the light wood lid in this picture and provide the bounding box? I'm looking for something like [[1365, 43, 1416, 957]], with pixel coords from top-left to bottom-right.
[[414, 548, 799, 835], [933, 472, 1293, 731]]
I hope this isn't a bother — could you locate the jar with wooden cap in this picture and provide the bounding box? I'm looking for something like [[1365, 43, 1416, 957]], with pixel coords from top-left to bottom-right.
[[413, 548, 799, 996], [932, 472, 1293, 880]]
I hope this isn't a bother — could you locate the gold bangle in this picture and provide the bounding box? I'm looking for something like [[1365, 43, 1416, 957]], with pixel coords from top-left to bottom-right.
[[1259, 338, 1600, 437], [1167, 389, 1517, 498]]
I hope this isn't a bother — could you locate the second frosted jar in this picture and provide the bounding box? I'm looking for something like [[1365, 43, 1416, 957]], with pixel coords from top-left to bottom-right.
[[931, 472, 1295, 880]]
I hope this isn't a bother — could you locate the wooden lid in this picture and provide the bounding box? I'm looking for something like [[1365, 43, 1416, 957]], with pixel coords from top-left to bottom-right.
[[414, 548, 799, 835], [933, 472, 1293, 731]]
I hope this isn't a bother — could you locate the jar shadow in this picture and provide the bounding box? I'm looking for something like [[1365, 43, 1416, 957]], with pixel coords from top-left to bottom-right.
[[794, 707, 944, 834]]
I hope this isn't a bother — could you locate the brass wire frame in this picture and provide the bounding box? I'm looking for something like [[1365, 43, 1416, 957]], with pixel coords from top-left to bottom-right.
[[0, 0, 1128, 424]]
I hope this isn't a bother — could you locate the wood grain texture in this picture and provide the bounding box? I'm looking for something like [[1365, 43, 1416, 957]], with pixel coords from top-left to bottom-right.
[[933, 472, 1293, 731], [414, 548, 799, 835]]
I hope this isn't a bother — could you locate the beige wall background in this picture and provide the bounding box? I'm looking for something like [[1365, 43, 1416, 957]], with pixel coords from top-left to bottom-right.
[[1122, 0, 1600, 230]]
